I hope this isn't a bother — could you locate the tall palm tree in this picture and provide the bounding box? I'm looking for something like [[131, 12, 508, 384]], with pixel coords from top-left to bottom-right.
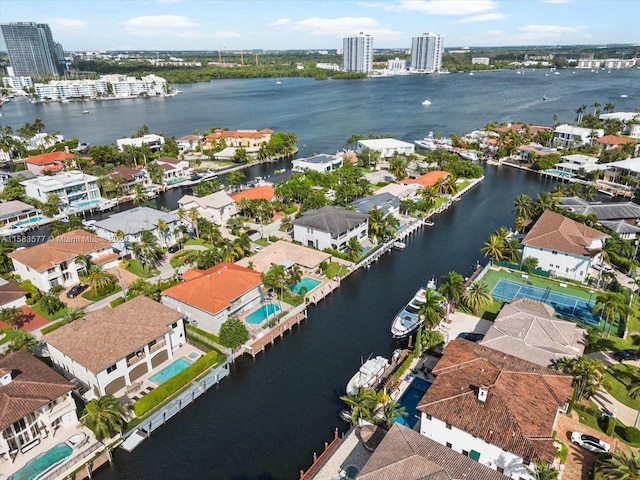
[[592, 291, 629, 337], [592, 102, 601, 116], [417, 288, 445, 329], [513, 194, 533, 223], [346, 237, 361, 263], [156, 218, 168, 247], [480, 234, 505, 263], [462, 281, 493, 315], [131, 182, 149, 207], [0, 307, 22, 329], [187, 207, 201, 238], [604, 102, 616, 114], [6, 330, 39, 353], [81, 264, 116, 293], [526, 462, 559, 480], [375, 396, 407, 430], [438, 271, 465, 318], [556, 356, 606, 406], [339, 387, 378, 425], [600, 448, 640, 479], [131, 230, 163, 272], [81, 395, 127, 441]]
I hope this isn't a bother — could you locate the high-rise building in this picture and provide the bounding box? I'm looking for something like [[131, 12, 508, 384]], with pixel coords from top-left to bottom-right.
[[410, 32, 444, 73], [1, 22, 66, 76], [342, 32, 373, 73]]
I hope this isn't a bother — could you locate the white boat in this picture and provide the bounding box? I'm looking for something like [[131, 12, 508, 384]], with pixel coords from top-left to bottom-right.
[[393, 241, 407, 250], [458, 150, 478, 161], [621, 94, 628, 98], [0, 226, 27, 237], [390, 278, 437, 339], [415, 137, 437, 150], [82, 110, 90, 115], [146, 190, 158, 199], [98, 198, 118, 211], [468, 72, 474, 76], [346, 355, 389, 395], [424, 220, 435, 227], [65, 433, 88, 449], [421, 99, 431, 106]]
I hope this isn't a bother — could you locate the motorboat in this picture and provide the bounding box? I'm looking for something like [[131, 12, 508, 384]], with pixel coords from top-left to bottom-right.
[[458, 150, 478, 161], [98, 198, 118, 212], [0, 226, 27, 237], [620, 94, 628, 98], [82, 110, 90, 115], [65, 433, 88, 449], [415, 137, 437, 150], [346, 355, 389, 395], [393, 241, 407, 250], [390, 278, 437, 339], [421, 99, 431, 106], [424, 220, 435, 227]]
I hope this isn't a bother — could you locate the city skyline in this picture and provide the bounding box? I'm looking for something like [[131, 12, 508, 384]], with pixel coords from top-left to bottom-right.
[[0, 0, 637, 52]]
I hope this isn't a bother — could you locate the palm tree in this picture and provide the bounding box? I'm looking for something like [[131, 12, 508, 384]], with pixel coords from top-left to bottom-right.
[[600, 448, 640, 479], [513, 194, 533, 223], [438, 271, 464, 318], [131, 230, 163, 272], [462, 281, 493, 315], [81, 264, 116, 294], [62, 307, 84, 323], [575, 104, 587, 124], [156, 218, 168, 247], [504, 237, 522, 264], [533, 192, 558, 216], [526, 462, 559, 480], [131, 182, 149, 207], [346, 237, 361, 263], [480, 234, 505, 263], [339, 387, 378, 425], [6, 330, 39, 353], [592, 102, 601, 117], [604, 102, 616, 114], [376, 396, 407, 430], [592, 291, 629, 337], [81, 395, 127, 441], [556, 356, 606, 407], [0, 306, 22, 330], [187, 207, 201, 238], [417, 288, 445, 329], [287, 265, 303, 289]]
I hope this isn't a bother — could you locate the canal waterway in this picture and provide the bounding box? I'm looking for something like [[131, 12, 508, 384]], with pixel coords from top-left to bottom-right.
[[4, 69, 637, 479]]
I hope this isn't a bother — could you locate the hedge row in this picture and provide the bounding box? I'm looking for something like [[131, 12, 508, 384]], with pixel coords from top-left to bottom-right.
[[132, 351, 219, 417], [40, 320, 68, 335], [186, 323, 221, 344]]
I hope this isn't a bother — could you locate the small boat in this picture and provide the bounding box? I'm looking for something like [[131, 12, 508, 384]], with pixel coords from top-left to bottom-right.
[[468, 72, 474, 76], [146, 190, 158, 199], [65, 433, 88, 449], [82, 110, 90, 114], [98, 198, 118, 212], [424, 220, 434, 227], [421, 99, 431, 106], [458, 150, 478, 161], [542, 96, 547, 101], [82, 219, 97, 227], [621, 94, 628, 98], [390, 278, 437, 339], [393, 241, 407, 250], [337, 409, 352, 422], [415, 137, 437, 150], [275, 80, 282, 85], [346, 355, 389, 395]]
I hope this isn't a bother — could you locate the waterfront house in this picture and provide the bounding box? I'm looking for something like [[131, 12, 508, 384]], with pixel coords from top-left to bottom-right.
[[229, 185, 276, 203], [92, 206, 182, 252], [492, 123, 552, 138], [553, 153, 603, 175], [521, 209, 609, 283], [350, 192, 400, 218], [292, 153, 343, 173], [0, 350, 78, 462], [116, 134, 165, 152], [203, 129, 273, 150], [0, 200, 41, 228], [0, 279, 27, 309], [400, 170, 449, 187], [178, 191, 238, 226], [517, 143, 558, 163], [155, 157, 192, 184], [558, 196, 640, 239], [44, 296, 186, 400], [293, 206, 368, 252], [552, 124, 603, 149], [161, 262, 263, 334], [417, 338, 572, 479], [235, 240, 333, 273], [24, 151, 74, 176], [594, 134, 639, 152], [105, 166, 149, 191], [373, 182, 420, 199], [21, 170, 102, 213], [0, 170, 36, 191], [8, 230, 118, 292], [356, 138, 415, 158], [602, 157, 640, 184], [177, 134, 203, 153], [479, 298, 586, 367]]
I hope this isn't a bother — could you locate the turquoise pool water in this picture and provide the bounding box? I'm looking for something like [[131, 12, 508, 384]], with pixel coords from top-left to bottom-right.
[[74, 199, 102, 209], [289, 277, 322, 295], [13, 216, 43, 227], [9, 443, 72, 480], [546, 168, 573, 178], [166, 178, 185, 185], [245, 304, 280, 324], [394, 377, 432, 429], [149, 357, 193, 385]]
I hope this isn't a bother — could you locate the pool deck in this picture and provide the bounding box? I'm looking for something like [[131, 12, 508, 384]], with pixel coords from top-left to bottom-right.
[[243, 308, 307, 357]]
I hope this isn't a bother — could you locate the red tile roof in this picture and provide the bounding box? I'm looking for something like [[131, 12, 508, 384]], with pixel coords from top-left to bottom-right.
[[594, 135, 638, 146], [400, 170, 449, 187], [522, 209, 609, 256], [230, 185, 275, 202], [163, 262, 262, 315], [417, 338, 573, 463], [25, 152, 74, 165], [205, 129, 271, 140], [492, 124, 551, 136]]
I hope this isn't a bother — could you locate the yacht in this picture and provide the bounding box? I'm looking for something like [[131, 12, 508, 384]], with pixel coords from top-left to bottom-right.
[[457, 150, 478, 161], [392, 241, 407, 250], [345, 355, 389, 395], [390, 278, 436, 339], [421, 99, 431, 106]]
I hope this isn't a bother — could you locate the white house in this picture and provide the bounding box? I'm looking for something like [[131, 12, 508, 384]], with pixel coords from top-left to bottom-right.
[[0, 351, 78, 463], [177, 134, 202, 153], [521, 210, 610, 282], [417, 339, 572, 479], [552, 124, 603, 149], [292, 153, 343, 173], [21, 171, 102, 213], [155, 157, 193, 184], [161, 262, 263, 334], [92, 206, 183, 252], [44, 296, 187, 400], [0, 200, 41, 228], [602, 157, 640, 184], [553, 153, 604, 175], [8, 230, 119, 292], [356, 138, 415, 158], [350, 192, 400, 218], [178, 191, 238, 226], [292, 206, 369, 252], [0, 279, 27, 308], [116, 134, 165, 152]]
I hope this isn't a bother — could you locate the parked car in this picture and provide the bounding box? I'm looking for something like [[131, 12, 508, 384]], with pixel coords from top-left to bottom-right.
[[168, 243, 183, 254], [66, 284, 87, 298], [457, 332, 485, 342], [612, 349, 637, 362], [570, 432, 610, 453]]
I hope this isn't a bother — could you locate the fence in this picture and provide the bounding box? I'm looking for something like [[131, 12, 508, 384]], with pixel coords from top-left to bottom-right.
[[38, 441, 104, 480]]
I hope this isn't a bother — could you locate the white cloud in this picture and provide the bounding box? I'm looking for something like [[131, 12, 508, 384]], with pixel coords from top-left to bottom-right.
[[519, 24, 587, 35], [393, 0, 499, 15], [46, 18, 87, 30], [458, 13, 506, 23], [121, 15, 200, 30], [269, 19, 292, 27], [270, 16, 401, 39]]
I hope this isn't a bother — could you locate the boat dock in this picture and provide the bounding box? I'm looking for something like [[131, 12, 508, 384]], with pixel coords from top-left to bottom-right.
[[243, 305, 308, 357]]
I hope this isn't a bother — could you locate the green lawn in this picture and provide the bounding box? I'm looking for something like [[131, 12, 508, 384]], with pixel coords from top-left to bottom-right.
[[81, 284, 122, 302], [30, 302, 68, 321], [125, 259, 159, 278], [604, 363, 640, 410], [0, 328, 24, 345], [323, 262, 349, 279], [185, 238, 214, 249], [587, 297, 640, 353], [575, 405, 640, 447]]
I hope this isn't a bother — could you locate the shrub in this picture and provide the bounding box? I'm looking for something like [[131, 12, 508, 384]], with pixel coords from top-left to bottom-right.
[[132, 351, 219, 417], [40, 320, 67, 335], [624, 426, 640, 443], [50, 285, 65, 295], [284, 205, 297, 215], [119, 260, 130, 269], [555, 441, 568, 465], [109, 297, 126, 308], [218, 318, 249, 349], [605, 415, 616, 436]]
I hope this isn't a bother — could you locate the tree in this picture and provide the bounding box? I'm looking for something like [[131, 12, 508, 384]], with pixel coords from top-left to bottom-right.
[[156, 218, 169, 247], [0, 238, 16, 275], [62, 307, 84, 323], [126, 279, 162, 301], [226, 170, 246, 192], [132, 182, 150, 207], [6, 330, 39, 353], [375, 396, 407, 430], [219, 318, 250, 349], [522, 256, 539, 273], [513, 194, 533, 223], [339, 386, 378, 425], [418, 288, 445, 329], [556, 356, 606, 407], [480, 234, 505, 263], [131, 230, 164, 272], [0, 306, 22, 329], [81, 264, 116, 294], [42, 193, 61, 217], [38, 293, 65, 315], [526, 462, 559, 480], [601, 448, 640, 479], [345, 237, 362, 263], [462, 281, 493, 315], [604, 102, 616, 114], [414, 325, 444, 356], [592, 291, 629, 337], [187, 207, 201, 238], [81, 395, 126, 441], [438, 271, 464, 318]]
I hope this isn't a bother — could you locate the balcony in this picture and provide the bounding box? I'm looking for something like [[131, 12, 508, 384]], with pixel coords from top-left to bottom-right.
[[149, 340, 166, 353], [127, 352, 147, 367]]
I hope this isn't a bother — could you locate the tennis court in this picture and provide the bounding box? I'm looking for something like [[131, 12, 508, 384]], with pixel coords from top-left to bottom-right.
[[491, 278, 600, 326]]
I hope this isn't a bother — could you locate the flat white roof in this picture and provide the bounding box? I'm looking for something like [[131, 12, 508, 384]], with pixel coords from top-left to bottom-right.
[[605, 157, 640, 174], [357, 138, 414, 149]]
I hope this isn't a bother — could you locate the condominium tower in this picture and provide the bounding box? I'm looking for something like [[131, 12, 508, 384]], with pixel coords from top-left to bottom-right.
[[410, 32, 444, 73], [0, 22, 66, 76], [343, 32, 373, 73]]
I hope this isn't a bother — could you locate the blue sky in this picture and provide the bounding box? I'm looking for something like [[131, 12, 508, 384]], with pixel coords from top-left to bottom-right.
[[1, 0, 637, 51]]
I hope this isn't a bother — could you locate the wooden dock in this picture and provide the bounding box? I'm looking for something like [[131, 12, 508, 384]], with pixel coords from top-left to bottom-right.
[[244, 306, 308, 357]]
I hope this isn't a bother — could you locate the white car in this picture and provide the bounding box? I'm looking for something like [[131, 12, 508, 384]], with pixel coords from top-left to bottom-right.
[[571, 432, 610, 453]]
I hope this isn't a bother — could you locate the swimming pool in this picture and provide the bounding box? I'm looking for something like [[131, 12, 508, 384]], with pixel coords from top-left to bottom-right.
[[394, 377, 432, 429], [289, 277, 322, 295], [149, 357, 193, 385], [245, 304, 280, 324], [491, 278, 600, 326], [12, 216, 43, 227], [9, 443, 72, 480], [546, 168, 573, 178], [74, 199, 102, 209]]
